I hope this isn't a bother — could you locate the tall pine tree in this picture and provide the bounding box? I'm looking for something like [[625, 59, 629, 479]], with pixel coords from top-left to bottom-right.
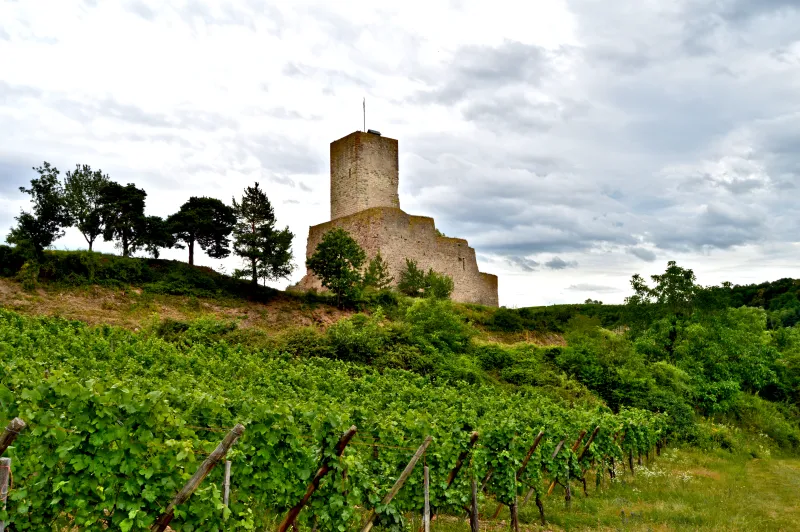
[[232, 182, 294, 286]]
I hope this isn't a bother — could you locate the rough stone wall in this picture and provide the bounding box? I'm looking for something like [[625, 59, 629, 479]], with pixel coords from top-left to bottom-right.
[[330, 131, 400, 220], [297, 207, 499, 307]]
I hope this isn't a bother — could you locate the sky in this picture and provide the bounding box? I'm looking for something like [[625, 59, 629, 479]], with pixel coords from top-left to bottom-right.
[[1, 0, 798, 308]]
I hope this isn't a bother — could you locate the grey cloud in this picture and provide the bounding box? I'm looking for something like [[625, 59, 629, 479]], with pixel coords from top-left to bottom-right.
[[718, 0, 800, 22], [127, 0, 156, 21], [241, 136, 323, 175], [0, 82, 41, 104], [0, 26, 9, 40], [50, 96, 237, 132], [628, 247, 657, 262], [566, 283, 621, 293], [283, 199, 300, 204], [282, 62, 372, 90], [298, 181, 312, 193], [0, 159, 34, 196], [652, 203, 767, 251], [413, 41, 552, 105], [178, 0, 284, 33], [506, 256, 539, 272], [270, 174, 296, 187], [545, 257, 578, 270], [462, 94, 568, 134]]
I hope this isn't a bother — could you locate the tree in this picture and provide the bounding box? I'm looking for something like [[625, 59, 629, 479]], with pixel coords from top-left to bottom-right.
[[167, 197, 236, 265], [62, 164, 109, 251], [397, 259, 454, 299], [141, 216, 175, 258], [398, 258, 426, 296], [626, 261, 699, 318], [363, 250, 394, 290], [425, 269, 454, 299], [306, 228, 366, 307], [98, 182, 148, 257], [6, 162, 71, 259], [232, 182, 294, 286]]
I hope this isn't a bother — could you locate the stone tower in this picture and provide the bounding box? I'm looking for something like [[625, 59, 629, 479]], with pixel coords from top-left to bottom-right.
[[295, 130, 499, 307], [330, 131, 400, 220]]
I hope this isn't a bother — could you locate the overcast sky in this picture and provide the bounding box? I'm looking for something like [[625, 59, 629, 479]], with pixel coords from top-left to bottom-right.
[[1, 0, 799, 307]]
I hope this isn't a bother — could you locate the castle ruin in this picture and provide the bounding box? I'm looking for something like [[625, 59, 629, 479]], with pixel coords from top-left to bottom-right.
[[296, 130, 499, 307]]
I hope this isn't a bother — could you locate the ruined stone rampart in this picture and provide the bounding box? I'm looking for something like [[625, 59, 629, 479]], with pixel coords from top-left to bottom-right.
[[297, 207, 499, 307]]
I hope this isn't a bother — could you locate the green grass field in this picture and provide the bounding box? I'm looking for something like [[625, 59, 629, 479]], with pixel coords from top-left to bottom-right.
[[401, 448, 800, 531]]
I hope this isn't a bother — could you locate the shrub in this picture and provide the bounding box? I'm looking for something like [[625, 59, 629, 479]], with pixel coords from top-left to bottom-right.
[[425, 270, 454, 299], [397, 258, 426, 297], [404, 298, 475, 354], [277, 327, 334, 359], [473, 343, 515, 371], [0, 245, 26, 277], [325, 311, 386, 364], [490, 308, 524, 331]]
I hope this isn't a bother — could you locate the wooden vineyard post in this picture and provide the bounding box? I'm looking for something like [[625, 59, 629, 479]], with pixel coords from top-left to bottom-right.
[[361, 435, 433, 532], [278, 425, 357, 532], [628, 450, 635, 476], [446, 431, 479, 488], [493, 431, 544, 518], [510, 494, 519, 532], [426, 431, 479, 528], [577, 426, 600, 496], [0, 457, 10, 532], [0, 418, 26, 456], [151, 423, 245, 532], [470, 476, 479, 532], [223, 460, 232, 507], [547, 430, 586, 496], [423, 465, 430, 532]]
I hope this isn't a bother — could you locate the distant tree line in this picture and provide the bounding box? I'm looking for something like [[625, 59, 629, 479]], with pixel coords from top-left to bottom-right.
[[5, 162, 294, 286]]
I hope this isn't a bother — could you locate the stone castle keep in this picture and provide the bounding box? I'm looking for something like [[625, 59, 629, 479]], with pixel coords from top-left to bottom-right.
[[297, 130, 499, 307]]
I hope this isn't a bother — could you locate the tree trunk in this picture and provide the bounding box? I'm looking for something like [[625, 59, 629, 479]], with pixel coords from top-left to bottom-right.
[[188, 237, 195, 266], [88, 239, 93, 251], [122, 233, 129, 257]]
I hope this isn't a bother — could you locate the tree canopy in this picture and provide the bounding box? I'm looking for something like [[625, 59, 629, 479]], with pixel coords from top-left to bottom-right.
[[7, 162, 72, 259], [306, 227, 366, 307], [232, 182, 294, 286], [98, 182, 149, 257], [62, 164, 109, 251], [168, 197, 236, 265]]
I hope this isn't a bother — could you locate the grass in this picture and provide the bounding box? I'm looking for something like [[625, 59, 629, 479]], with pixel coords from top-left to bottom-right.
[[397, 447, 800, 531]]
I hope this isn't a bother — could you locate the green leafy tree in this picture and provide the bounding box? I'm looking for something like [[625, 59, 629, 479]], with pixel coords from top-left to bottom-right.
[[424, 269, 454, 299], [625, 261, 700, 338], [397, 259, 454, 299], [232, 182, 294, 286], [306, 228, 366, 307], [397, 258, 426, 296], [62, 164, 110, 251], [142, 216, 175, 259], [167, 197, 236, 265], [362, 250, 394, 290], [7, 162, 72, 259], [98, 182, 148, 257], [627, 261, 698, 317]]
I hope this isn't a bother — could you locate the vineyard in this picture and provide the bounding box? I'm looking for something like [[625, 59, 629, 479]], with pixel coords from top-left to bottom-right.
[[0, 308, 667, 530]]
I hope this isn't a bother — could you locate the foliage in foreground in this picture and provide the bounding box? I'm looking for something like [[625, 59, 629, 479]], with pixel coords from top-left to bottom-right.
[[0, 309, 665, 531]]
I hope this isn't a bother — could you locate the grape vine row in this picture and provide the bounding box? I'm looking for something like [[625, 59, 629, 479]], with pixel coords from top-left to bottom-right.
[[0, 309, 667, 530]]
